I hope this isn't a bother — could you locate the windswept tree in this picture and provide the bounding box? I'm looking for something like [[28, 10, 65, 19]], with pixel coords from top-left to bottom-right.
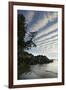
[[18, 14, 36, 53], [18, 14, 36, 60], [18, 14, 25, 50], [18, 14, 37, 79], [24, 32, 37, 49]]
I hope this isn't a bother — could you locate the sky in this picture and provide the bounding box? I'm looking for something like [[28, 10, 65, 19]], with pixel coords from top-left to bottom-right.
[[18, 10, 58, 59]]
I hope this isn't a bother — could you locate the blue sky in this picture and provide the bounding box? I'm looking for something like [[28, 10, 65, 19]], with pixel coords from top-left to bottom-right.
[[18, 10, 58, 59]]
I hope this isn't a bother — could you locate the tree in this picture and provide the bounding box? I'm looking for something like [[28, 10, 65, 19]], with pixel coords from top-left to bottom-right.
[[24, 32, 37, 49], [18, 14, 25, 50], [17, 14, 37, 79], [18, 14, 37, 64], [18, 14, 36, 52]]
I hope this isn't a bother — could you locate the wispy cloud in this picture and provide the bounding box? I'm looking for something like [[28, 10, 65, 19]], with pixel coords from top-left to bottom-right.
[[25, 11, 35, 24], [22, 11, 58, 58], [33, 22, 58, 41], [35, 32, 58, 45], [28, 12, 58, 33], [47, 12, 58, 22], [29, 15, 48, 32], [24, 32, 31, 42], [36, 35, 58, 45]]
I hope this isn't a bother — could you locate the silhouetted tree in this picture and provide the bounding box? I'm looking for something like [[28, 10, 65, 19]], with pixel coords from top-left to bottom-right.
[[18, 14, 36, 52], [18, 14, 37, 79]]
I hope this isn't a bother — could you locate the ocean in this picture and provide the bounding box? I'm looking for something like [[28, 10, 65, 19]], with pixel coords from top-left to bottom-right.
[[20, 60, 58, 79]]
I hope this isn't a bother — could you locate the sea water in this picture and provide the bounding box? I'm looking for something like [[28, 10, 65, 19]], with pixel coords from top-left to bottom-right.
[[20, 60, 58, 79]]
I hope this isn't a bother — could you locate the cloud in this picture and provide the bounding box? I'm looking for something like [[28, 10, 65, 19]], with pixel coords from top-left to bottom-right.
[[25, 11, 35, 24], [35, 32, 58, 45], [24, 11, 58, 59], [24, 32, 31, 42], [47, 12, 58, 22], [24, 11, 58, 42], [33, 22, 58, 41], [29, 15, 48, 32], [28, 12, 58, 33], [36, 36, 58, 46]]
